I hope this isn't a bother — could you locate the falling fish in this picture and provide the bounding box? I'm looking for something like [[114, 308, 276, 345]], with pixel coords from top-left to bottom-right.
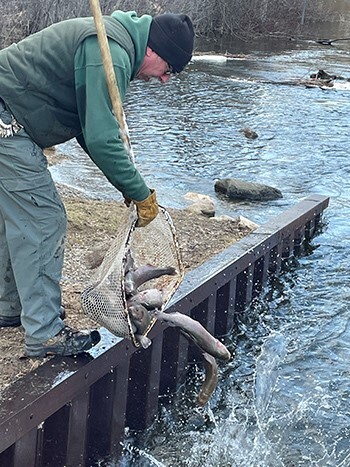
[[197, 351, 218, 406], [152, 310, 231, 361], [123, 249, 228, 405], [124, 264, 176, 297]]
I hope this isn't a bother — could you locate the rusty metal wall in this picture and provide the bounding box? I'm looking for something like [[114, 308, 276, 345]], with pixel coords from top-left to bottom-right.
[[0, 194, 329, 467]]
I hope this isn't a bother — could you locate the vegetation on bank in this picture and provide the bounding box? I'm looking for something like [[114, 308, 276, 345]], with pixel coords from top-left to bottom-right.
[[1, 0, 344, 49]]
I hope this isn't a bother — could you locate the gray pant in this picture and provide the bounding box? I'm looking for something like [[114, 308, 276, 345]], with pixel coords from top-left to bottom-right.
[[0, 101, 66, 344]]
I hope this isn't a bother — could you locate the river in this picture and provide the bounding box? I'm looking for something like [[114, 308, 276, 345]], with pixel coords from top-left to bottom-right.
[[50, 27, 350, 467]]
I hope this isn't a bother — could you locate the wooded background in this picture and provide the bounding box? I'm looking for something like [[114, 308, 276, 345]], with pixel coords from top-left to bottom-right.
[[1, 0, 348, 49]]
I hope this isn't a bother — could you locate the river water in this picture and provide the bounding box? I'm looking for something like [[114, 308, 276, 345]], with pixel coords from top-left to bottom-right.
[[51, 29, 350, 467]]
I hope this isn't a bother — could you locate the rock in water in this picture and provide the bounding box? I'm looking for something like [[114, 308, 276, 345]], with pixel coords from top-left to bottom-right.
[[215, 178, 283, 201], [241, 127, 258, 139]]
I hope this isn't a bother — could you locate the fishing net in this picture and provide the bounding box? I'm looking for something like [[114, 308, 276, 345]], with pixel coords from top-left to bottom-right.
[[81, 205, 184, 347]]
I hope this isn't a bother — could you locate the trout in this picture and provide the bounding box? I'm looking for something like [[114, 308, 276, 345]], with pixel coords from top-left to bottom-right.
[[127, 288, 164, 310], [128, 306, 152, 349], [128, 303, 151, 335], [124, 264, 176, 297], [153, 310, 231, 361], [197, 351, 218, 406]]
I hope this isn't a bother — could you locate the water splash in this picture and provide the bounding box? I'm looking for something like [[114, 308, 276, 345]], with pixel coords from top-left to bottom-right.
[[254, 333, 287, 421], [119, 440, 167, 466]]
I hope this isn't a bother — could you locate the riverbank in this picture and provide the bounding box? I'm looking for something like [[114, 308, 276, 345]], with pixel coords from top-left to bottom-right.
[[0, 183, 253, 392]]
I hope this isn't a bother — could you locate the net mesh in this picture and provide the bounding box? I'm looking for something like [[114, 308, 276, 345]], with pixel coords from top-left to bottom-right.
[[81, 205, 184, 346]]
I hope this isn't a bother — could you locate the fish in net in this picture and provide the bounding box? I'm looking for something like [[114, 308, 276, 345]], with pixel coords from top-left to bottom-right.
[[81, 205, 184, 347]]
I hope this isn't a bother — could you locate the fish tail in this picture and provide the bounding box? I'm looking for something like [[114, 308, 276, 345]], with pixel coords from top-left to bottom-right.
[[197, 352, 218, 406]]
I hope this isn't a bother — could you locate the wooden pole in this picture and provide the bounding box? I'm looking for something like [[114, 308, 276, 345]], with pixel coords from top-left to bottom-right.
[[89, 0, 134, 162], [301, 0, 308, 25]]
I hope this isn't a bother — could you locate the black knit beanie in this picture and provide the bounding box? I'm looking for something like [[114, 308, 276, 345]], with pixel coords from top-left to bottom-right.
[[147, 13, 194, 73]]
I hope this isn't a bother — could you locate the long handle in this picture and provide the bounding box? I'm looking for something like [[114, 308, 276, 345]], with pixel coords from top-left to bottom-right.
[[89, 0, 134, 162]]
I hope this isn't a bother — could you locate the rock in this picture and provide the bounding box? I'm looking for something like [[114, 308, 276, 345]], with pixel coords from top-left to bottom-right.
[[241, 127, 258, 139], [185, 202, 215, 217], [85, 241, 109, 269], [214, 178, 283, 201], [211, 214, 258, 230], [210, 215, 236, 222], [184, 192, 216, 217], [184, 192, 214, 204], [237, 215, 259, 230]]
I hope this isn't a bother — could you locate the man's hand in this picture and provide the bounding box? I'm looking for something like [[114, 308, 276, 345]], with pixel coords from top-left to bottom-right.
[[133, 189, 159, 227]]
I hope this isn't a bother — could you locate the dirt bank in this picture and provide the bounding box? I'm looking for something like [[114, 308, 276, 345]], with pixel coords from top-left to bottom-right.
[[0, 181, 253, 392]]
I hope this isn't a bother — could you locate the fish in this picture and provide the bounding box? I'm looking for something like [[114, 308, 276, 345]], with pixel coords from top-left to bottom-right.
[[124, 264, 176, 297], [124, 249, 176, 348], [127, 288, 164, 310], [134, 334, 152, 349], [127, 302, 151, 335], [197, 351, 218, 406], [152, 310, 231, 361]]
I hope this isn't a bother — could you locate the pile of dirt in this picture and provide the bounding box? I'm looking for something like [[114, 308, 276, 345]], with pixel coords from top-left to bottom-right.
[[0, 184, 253, 392]]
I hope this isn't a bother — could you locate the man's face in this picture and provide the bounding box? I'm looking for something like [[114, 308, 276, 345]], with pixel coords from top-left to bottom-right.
[[136, 47, 173, 83]]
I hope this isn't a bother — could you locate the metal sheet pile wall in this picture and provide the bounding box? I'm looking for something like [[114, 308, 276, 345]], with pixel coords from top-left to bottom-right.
[[0, 195, 329, 467]]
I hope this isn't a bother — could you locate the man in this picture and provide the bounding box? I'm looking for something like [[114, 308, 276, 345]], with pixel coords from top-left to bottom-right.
[[0, 11, 194, 357]]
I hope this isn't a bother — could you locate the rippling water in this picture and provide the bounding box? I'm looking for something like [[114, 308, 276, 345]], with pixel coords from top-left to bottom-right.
[[51, 33, 350, 466]]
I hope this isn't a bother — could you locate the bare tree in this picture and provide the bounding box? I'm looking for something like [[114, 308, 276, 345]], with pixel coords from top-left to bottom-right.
[[0, 0, 337, 49]]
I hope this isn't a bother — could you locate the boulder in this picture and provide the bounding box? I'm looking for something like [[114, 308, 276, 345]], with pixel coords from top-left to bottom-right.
[[185, 201, 215, 217], [184, 192, 216, 217], [214, 178, 282, 201]]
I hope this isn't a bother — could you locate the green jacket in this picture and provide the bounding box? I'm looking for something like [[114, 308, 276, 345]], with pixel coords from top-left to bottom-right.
[[0, 11, 151, 201]]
